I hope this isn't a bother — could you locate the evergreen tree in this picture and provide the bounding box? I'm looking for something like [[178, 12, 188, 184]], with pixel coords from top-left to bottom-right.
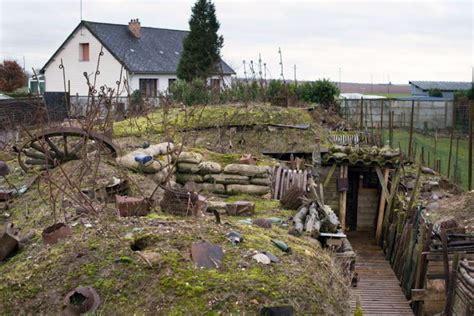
[[177, 0, 223, 81]]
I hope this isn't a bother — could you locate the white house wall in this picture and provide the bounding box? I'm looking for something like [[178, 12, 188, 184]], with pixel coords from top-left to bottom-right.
[[43, 26, 125, 96]]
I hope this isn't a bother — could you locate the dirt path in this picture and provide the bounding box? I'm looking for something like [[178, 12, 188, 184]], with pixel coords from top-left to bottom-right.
[[349, 232, 414, 315]]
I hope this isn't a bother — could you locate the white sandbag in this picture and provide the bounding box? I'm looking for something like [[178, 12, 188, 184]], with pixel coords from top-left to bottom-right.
[[223, 164, 271, 177], [176, 152, 203, 164], [176, 173, 204, 183], [198, 161, 222, 174], [177, 163, 200, 173], [226, 184, 270, 196], [203, 174, 249, 184]]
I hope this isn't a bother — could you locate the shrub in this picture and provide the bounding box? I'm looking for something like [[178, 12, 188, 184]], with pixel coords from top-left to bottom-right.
[[296, 79, 339, 106], [169, 78, 210, 106]]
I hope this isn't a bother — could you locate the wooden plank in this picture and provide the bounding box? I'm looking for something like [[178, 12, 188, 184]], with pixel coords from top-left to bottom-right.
[[375, 165, 391, 204], [323, 163, 337, 188], [376, 168, 390, 244]]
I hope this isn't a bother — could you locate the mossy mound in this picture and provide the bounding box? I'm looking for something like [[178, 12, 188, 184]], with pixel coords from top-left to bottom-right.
[[0, 182, 349, 314], [113, 104, 314, 138]]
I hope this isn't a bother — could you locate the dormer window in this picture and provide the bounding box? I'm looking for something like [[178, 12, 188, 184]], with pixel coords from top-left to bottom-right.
[[79, 43, 90, 61]]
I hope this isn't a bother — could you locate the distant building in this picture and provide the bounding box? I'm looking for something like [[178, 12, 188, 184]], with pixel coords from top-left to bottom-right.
[[40, 19, 235, 97], [409, 81, 471, 100]]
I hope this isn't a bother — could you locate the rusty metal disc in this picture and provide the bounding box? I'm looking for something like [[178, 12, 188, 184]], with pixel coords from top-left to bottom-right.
[[191, 241, 223, 269]]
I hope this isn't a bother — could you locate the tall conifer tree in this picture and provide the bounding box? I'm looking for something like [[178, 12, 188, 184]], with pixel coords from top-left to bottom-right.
[[177, 0, 223, 81]]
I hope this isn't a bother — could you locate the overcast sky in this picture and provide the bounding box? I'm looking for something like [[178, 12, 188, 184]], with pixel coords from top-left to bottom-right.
[[0, 0, 472, 84]]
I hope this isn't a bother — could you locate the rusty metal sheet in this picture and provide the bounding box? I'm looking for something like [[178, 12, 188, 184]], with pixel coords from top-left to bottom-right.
[[42, 223, 72, 245], [0, 161, 9, 176], [254, 218, 272, 229], [337, 178, 349, 192], [191, 241, 223, 269], [62, 286, 100, 316], [0, 223, 20, 261]]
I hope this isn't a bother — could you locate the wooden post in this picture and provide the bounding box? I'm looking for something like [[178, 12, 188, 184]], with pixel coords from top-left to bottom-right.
[[380, 100, 384, 144], [376, 168, 390, 244], [447, 126, 454, 179], [360, 97, 364, 130], [407, 165, 422, 213], [469, 101, 473, 191], [339, 165, 348, 231], [408, 100, 415, 160], [444, 252, 460, 316], [389, 111, 393, 147], [441, 229, 450, 292], [454, 137, 460, 183]]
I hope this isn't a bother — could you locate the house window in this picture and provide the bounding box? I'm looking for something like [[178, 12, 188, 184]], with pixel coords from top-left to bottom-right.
[[79, 43, 90, 61], [139, 79, 158, 97], [168, 78, 177, 89], [210, 79, 221, 90]]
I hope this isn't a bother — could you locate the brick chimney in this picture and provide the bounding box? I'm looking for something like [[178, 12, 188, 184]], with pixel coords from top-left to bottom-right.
[[128, 19, 141, 38]]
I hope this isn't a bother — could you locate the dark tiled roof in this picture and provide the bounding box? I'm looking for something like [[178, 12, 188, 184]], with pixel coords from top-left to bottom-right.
[[409, 81, 471, 91], [42, 21, 235, 75]]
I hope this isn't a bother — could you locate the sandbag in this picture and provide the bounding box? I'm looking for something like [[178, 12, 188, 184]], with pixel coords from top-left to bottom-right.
[[250, 177, 271, 186], [223, 164, 270, 177], [177, 163, 200, 173], [153, 166, 176, 184], [116, 155, 163, 174], [176, 173, 204, 184], [203, 174, 249, 185], [226, 184, 270, 196], [176, 152, 203, 164], [200, 183, 226, 194], [198, 161, 222, 174]]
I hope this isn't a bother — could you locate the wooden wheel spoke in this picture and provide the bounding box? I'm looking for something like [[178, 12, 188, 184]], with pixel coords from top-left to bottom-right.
[[23, 149, 47, 160], [63, 135, 69, 157], [44, 136, 64, 158]]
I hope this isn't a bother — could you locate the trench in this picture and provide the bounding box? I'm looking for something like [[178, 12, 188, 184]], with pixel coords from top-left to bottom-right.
[[348, 231, 414, 315]]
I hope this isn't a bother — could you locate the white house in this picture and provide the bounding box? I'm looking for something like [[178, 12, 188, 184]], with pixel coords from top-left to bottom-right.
[[41, 19, 235, 98]]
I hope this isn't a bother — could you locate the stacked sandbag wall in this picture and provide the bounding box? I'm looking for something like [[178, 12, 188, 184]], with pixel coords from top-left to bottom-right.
[[116, 142, 176, 184], [175, 152, 272, 196]]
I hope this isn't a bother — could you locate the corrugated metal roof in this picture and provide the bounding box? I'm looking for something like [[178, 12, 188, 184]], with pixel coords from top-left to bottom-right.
[[396, 96, 451, 101], [409, 81, 471, 91], [42, 21, 235, 75]]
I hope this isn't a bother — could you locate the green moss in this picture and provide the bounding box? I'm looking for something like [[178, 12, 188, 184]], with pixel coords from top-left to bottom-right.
[[113, 104, 313, 138]]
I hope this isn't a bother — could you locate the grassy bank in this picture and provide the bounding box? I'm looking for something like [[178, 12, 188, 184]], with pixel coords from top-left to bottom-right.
[[113, 104, 313, 138], [383, 129, 471, 190]]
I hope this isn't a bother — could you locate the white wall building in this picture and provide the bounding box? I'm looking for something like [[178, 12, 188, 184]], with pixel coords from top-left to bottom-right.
[[41, 19, 235, 98]]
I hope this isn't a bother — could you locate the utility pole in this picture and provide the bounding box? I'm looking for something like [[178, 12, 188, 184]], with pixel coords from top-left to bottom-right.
[[80, 0, 83, 21]]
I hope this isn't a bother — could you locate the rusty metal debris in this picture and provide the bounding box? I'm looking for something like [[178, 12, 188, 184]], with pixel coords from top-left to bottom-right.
[[191, 241, 223, 269], [0, 223, 20, 261], [115, 195, 151, 217], [280, 185, 306, 210], [0, 188, 15, 201], [62, 286, 100, 316], [159, 185, 200, 216], [254, 218, 272, 229], [82, 178, 129, 203], [42, 223, 72, 245], [226, 201, 255, 216], [0, 160, 9, 176], [17, 127, 118, 172]]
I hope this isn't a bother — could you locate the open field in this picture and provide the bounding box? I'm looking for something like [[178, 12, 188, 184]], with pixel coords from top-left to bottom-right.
[[383, 129, 471, 190]]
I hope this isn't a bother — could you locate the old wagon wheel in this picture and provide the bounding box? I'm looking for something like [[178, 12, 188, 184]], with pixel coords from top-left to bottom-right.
[[17, 127, 119, 172]]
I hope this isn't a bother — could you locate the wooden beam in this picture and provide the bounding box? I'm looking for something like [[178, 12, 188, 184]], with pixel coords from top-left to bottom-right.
[[339, 165, 348, 231], [375, 168, 390, 244], [323, 163, 337, 188], [375, 165, 391, 204]]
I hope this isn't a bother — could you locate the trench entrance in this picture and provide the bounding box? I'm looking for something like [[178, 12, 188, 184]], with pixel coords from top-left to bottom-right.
[[348, 231, 414, 315]]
